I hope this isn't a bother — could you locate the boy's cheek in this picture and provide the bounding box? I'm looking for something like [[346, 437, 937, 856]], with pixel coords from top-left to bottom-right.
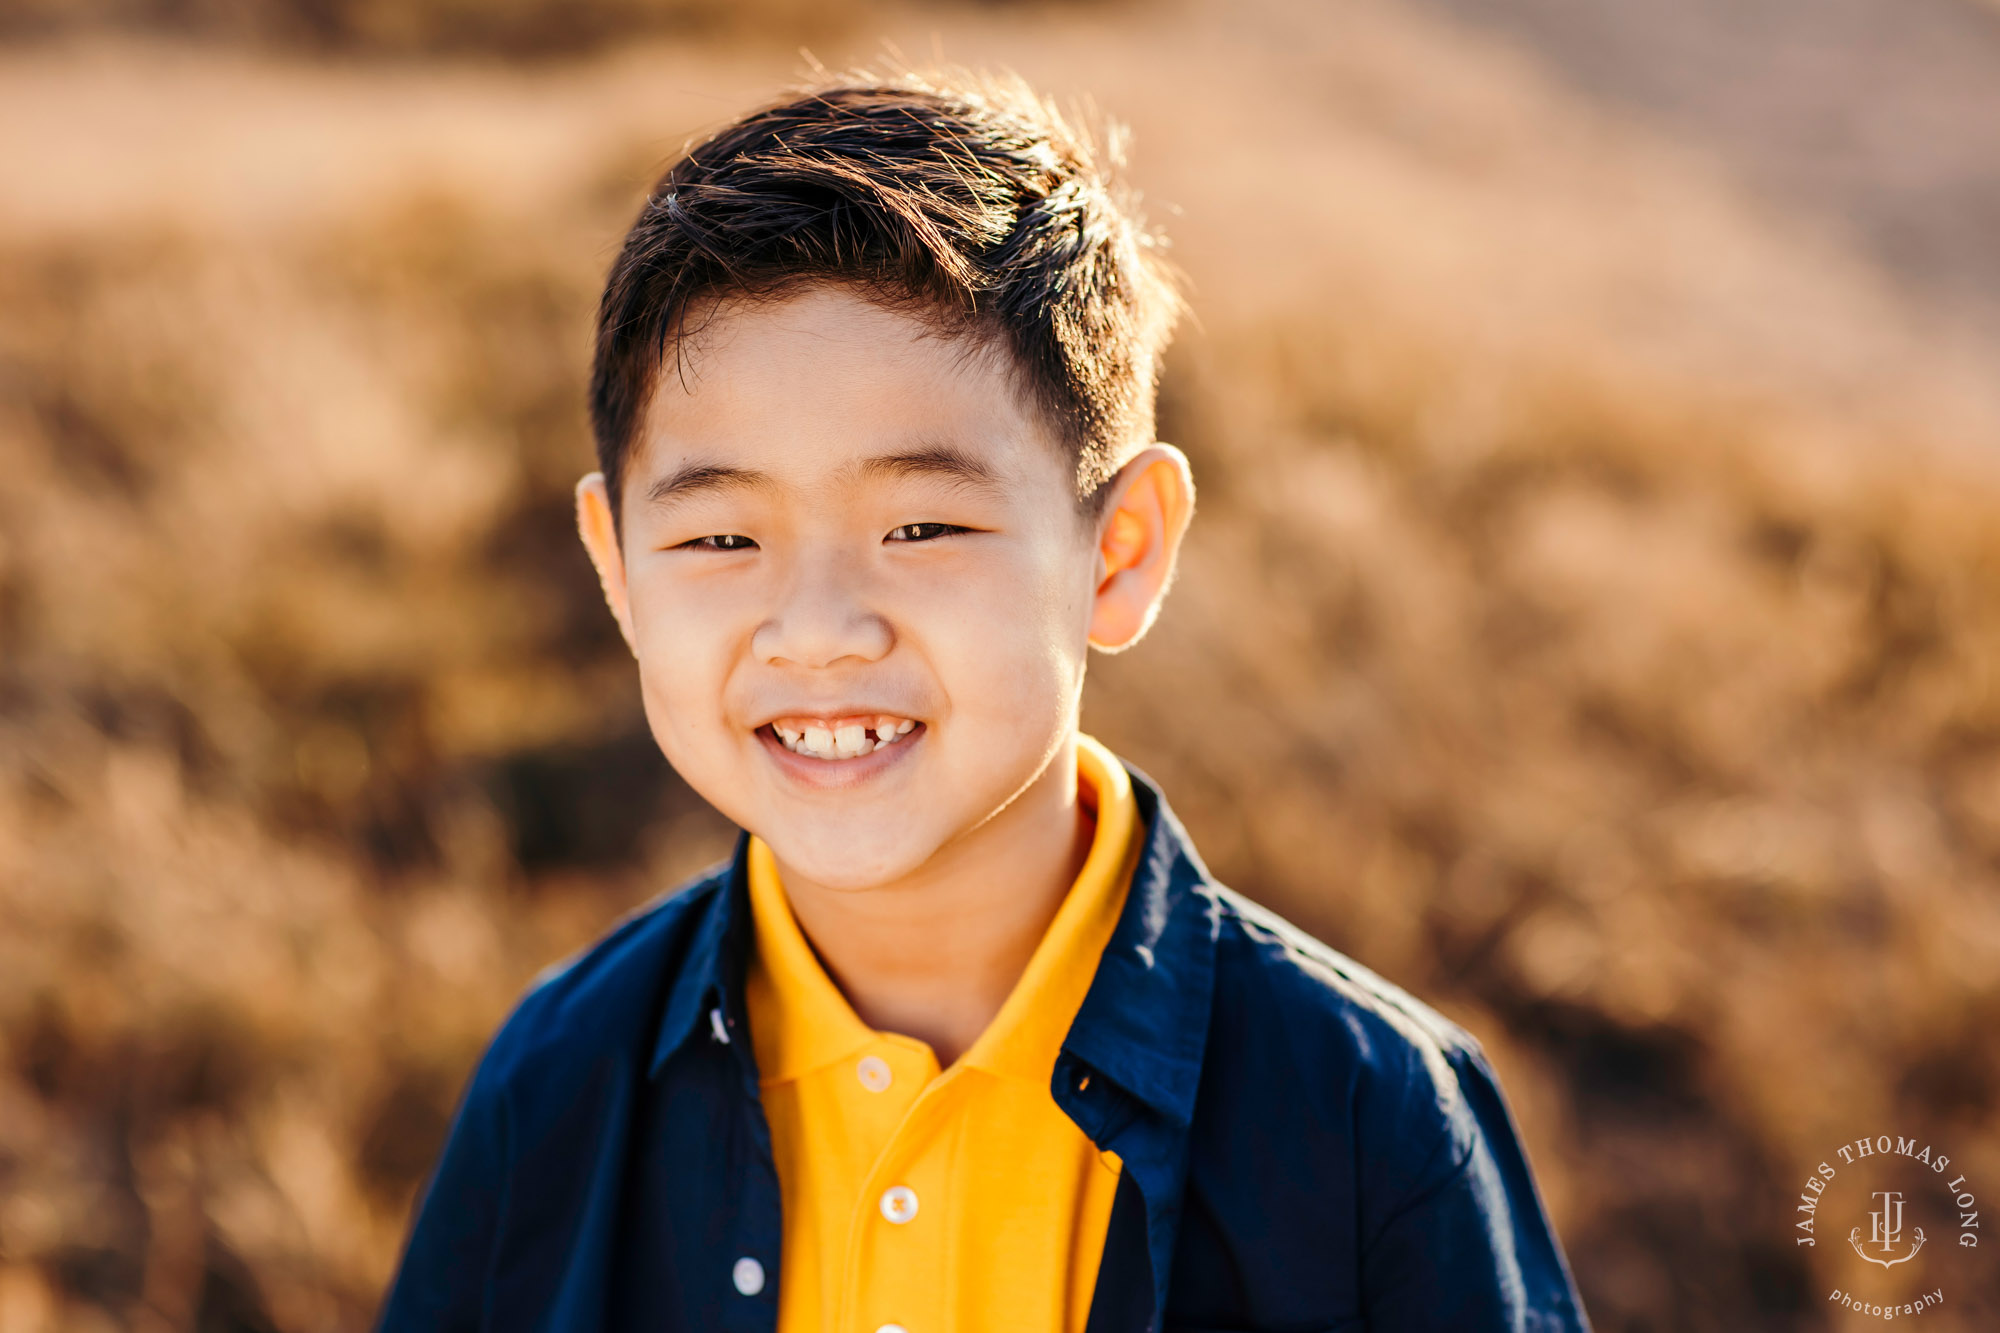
[[908, 555, 1092, 664], [629, 641, 734, 765]]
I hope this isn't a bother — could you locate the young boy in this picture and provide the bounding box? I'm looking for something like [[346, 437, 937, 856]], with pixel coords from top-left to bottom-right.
[[379, 71, 1589, 1333]]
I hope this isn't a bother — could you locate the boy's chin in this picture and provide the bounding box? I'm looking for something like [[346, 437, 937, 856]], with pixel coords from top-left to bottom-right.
[[759, 823, 939, 894]]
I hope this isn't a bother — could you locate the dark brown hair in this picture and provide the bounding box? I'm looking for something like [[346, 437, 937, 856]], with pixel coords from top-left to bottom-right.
[[588, 69, 1183, 518]]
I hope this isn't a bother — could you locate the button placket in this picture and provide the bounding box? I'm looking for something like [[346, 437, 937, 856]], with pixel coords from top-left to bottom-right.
[[844, 1060, 955, 1333]]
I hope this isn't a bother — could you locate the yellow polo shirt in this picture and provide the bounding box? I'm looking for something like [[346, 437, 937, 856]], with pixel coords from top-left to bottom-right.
[[744, 733, 1140, 1333]]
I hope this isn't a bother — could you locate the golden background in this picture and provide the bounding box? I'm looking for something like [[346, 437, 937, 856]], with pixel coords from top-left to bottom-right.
[[5, 0, 2000, 1328]]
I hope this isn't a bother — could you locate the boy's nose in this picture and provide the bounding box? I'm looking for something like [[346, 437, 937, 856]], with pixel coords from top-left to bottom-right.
[[751, 558, 893, 669]]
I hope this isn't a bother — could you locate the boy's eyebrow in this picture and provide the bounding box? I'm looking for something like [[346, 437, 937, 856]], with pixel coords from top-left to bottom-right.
[[643, 445, 1006, 512], [644, 461, 776, 511], [847, 444, 1006, 494]]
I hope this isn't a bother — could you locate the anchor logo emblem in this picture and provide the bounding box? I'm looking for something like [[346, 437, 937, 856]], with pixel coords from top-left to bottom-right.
[[1849, 1190, 1926, 1269]]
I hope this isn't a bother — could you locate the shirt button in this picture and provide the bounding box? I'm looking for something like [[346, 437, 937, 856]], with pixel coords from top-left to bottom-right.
[[876, 1325, 910, 1333], [857, 1054, 893, 1092], [879, 1184, 920, 1224], [731, 1256, 765, 1296]]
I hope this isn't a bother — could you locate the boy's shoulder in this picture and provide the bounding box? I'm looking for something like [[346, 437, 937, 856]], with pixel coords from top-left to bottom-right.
[[471, 856, 736, 1094], [1115, 763, 1487, 1112], [1208, 880, 1480, 1070], [1195, 881, 1505, 1191]]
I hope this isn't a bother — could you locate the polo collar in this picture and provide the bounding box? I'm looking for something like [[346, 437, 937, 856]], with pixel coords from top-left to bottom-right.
[[649, 752, 1223, 1121], [740, 833, 884, 1083], [649, 829, 752, 1076], [1059, 759, 1222, 1128]]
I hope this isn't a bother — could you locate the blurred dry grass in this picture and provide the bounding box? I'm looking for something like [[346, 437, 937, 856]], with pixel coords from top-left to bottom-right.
[[0, 0, 860, 57], [5, 1, 2000, 1329]]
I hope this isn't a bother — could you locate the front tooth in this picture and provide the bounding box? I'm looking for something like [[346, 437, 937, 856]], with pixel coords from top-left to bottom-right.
[[834, 723, 868, 757], [803, 725, 834, 756]]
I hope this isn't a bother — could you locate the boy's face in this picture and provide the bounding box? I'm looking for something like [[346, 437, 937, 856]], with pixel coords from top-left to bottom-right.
[[577, 285, 1189, 891]]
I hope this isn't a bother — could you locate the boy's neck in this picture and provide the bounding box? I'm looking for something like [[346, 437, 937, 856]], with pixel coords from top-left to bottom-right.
[[770, 735, 1095, 1068]]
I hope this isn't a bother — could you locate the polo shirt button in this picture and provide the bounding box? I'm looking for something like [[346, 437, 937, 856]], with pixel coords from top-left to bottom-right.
[[731, 1256, 764, 1296], [876, 1325, 910, 1333], [857, 1055, 892, 1092], [879, 1184, 919, 1224]]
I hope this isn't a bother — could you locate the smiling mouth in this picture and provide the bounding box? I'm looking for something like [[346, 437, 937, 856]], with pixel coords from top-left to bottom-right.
[[762, 714, 920, 760]]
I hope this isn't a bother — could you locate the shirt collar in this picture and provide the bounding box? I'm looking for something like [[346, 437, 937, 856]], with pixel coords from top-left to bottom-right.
[[649, 828, 752, 1076], [739, 732, 1142, 1086], [967, 734, 1139, 1082], [649, 744, 1222, 1129], [741, 833, 879, 1081], [1059, 757, 1221, 1128]]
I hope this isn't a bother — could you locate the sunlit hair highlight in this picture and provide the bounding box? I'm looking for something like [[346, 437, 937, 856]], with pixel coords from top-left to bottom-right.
[[589, 67, 1184, 519]]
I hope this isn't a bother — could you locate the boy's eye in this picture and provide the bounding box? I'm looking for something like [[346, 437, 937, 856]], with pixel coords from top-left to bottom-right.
[[676, 533, 758, 551], [886, 522, 969, 543]]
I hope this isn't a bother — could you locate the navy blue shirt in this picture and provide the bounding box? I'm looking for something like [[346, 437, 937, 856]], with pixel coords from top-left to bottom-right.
[[379, 758, 1590, 1332]]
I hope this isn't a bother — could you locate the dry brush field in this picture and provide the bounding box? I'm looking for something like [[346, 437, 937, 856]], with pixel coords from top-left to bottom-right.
[[5, 1, 2000, 1329]]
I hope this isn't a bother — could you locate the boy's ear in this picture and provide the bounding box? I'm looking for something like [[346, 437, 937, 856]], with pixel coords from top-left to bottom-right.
[[575, 472, 638, 657], [1088, 443, 1196, 653]]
